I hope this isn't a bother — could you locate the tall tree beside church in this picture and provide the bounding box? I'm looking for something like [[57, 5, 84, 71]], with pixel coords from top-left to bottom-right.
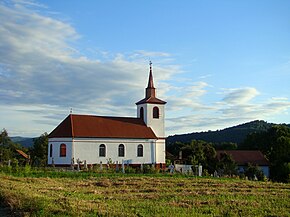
[[30, 133, 48, 166]]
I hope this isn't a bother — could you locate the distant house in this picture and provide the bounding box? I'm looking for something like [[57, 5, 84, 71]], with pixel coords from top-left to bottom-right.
[[47, 64, 166, 168], [217, 150, 270, 177]]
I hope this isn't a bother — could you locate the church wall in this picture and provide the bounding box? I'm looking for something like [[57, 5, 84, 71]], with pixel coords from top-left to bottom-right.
[[155, 139, 166, 164], [47, 138, 73, 165], [147, 103, 165, 138], [72, 138, 158, 165]]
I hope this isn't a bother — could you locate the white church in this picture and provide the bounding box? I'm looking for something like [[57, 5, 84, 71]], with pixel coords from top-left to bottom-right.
[[47, 64, 167, 168]]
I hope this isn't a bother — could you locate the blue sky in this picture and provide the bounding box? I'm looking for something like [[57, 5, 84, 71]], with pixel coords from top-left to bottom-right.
[[1, 0, 290, 137]]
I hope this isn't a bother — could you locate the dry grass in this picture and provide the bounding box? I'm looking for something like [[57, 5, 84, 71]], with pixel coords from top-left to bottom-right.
[[0, 173, 289, 216]]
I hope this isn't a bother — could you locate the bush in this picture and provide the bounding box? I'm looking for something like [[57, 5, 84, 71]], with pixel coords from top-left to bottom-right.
[[143, 164, 158, 174], [23, 164, 31, 174], [0, 165, 12, 174], [244, 164, 265, 181], [125, 166, 136, 174], [165, 159, 172, 167], [278, 162, 290, 183]]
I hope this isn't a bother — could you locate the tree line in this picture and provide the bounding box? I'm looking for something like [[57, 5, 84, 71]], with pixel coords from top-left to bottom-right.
[[0, 129, 48, 167]]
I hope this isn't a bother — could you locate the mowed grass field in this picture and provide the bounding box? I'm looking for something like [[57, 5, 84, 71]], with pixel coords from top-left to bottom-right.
[[0, 172, 289, 217]]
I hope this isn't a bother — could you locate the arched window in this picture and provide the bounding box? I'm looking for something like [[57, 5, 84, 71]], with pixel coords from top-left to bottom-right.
[[137, 144, 143, 157], [49, 144, 53, 158], [60, 143, 66, 157], [99, 144, 106, 157], [140, 107, 144, 121], [118, 144, 125, 157], [153, 106, 159, 119]]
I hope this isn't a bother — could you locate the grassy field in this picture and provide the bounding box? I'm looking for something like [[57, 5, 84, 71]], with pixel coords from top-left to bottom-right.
[[0, 171, 289, 217]]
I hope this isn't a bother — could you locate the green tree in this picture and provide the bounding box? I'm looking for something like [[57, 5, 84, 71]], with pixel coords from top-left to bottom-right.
[[216, 142, 238, 150], [0, 129, 27, 165], [30, 133, 48, 166], [181, 140, 217, 173], [244, 163, 265, 181], [200, 143, 217, 172], [218, 153, 237, 176], [0, 129, 12, 155], [242, 125, 290, 182], [166, 141, 185, 157]]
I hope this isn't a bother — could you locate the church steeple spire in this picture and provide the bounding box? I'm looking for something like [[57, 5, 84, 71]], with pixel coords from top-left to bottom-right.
[[146, 61, 156, 98], [136, 62, 166, 105]]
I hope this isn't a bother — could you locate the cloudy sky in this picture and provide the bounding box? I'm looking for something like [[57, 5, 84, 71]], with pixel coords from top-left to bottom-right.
[[1, 0, 290, 137]]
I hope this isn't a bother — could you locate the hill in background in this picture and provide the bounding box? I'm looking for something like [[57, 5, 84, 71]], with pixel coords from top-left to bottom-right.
[[11, 137, 34, 148], [167, 120, 290, 146]]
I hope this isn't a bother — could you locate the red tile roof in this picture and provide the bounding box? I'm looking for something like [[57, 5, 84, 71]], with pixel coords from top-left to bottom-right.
[[16, 149, 29, 159], [49, 114, 157, 139], [217, 150, 269, 166], [136, 96, 167, 105]]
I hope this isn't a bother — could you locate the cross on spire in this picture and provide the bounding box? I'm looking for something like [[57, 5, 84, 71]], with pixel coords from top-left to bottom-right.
[[147, 61, 154, 88]]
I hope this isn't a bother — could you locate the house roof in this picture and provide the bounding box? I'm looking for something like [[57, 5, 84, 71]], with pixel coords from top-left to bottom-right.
[[49, 114, 157, 139], [216, 150, 269, 166]]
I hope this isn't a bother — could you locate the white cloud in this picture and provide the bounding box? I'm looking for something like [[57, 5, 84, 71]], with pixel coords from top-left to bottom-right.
[[222, 87, 259, 105], [198, 74, 212, 79], [130, 50, 171, 58], [163, 81, 211, 112], [11, 0, 47, 8], [271, 97, 288, 101]]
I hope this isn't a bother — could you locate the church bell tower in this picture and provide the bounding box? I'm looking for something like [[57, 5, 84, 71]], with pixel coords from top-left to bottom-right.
[[136, 62, 167, 138]]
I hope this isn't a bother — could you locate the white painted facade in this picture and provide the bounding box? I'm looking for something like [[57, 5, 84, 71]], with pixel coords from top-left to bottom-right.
[[136, 101, 166, 165], [48, 138, 73, 165], [137, 103, 165, 138], [48, 137, 165, 165]]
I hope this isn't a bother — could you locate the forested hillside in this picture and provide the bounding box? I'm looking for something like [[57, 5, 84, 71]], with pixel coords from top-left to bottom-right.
[[11, 137, 34, 148], [166, 120, 289, 146]]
